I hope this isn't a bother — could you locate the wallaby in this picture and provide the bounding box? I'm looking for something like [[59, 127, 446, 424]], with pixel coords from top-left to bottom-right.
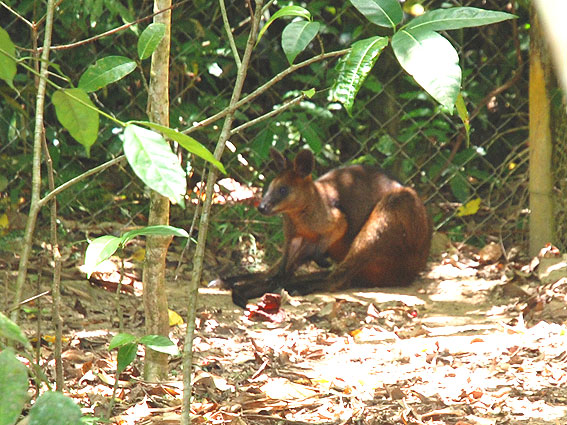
[[229, 148, 431, 307]]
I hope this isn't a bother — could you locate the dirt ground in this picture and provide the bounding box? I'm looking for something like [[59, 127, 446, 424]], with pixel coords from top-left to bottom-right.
[[7, 239, 567, 425]]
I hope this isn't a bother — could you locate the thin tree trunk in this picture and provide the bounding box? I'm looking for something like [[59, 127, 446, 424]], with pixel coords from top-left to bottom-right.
[[11, 0, 57, 323], [529, 5, 554, 256], [181, 1, 264, 424], [533, 0, 567, 253], [143, 0, 172, 381]]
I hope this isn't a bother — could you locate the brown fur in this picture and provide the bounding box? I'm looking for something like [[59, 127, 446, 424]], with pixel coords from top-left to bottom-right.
[[230, 148, 432, 306]]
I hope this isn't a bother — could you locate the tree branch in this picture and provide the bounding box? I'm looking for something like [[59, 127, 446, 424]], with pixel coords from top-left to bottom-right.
[[38, 156, 126, 207], [182, 1, 265, 424], [0, 1, 34, 28], [230, 93, 306, 135], [12, 0, 57, 323], [219, 0, 241, 70], [183, 48, 349, 135], [27, 1, 186, 52]]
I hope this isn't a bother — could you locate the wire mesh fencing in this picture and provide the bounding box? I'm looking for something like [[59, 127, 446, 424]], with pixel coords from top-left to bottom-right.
[[215, 0, 532, 259], [0, 0, 544, 276], [552, 103, 567, 250]]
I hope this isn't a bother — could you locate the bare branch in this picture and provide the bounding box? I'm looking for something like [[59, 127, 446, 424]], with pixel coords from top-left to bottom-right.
[[26, 1, 186, 52], [38, 156, 126, 207], [0, 1, 34, 28], [183, 48, 349, 135], [182, 1, 265, 423], [230, 93, 306, 135], [219, 0, 241, 69]]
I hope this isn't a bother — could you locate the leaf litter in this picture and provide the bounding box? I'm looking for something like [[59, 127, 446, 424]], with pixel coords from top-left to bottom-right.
[[9, 238, 567, 425]]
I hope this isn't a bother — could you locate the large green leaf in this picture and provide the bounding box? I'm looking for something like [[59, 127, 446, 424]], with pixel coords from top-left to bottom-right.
[[123, 124, 187, 206], [0, 312, 32, 351], [296, 117, 322, 153], [78, 56, 136, 92], [0, 348, 28, 425], [109, 333, 137, 350], [392, 29, 460, 112], [52, 88, 99, 155], [117, 343, 138, 374], [121, 225, 189, 245], [406, 7, 516, 32], [140, 335, 180, 356], [450, 172, 470, 203], [84, 235, 121, 278], [29, 392, 82, 425], [331, 36, 389, 115], [138, 23, 166, 60], [282, 21, 320, 64], [0, 27, 16, 89], [349, 0, 403, 29], [131, 121, 225, 174], [257, 5, 311, 44]]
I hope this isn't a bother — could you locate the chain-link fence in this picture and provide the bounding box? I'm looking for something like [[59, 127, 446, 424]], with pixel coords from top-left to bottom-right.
[[0, 0, 543, 272], [214, 0, 532, 258], [552, 94, 567, 251]]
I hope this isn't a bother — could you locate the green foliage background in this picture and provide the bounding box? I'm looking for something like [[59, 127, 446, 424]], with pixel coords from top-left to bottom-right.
[[0, 0, 532, 260]]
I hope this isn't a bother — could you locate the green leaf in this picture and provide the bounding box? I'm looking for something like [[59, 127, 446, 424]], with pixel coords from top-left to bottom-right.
[[0, 311, 32, 351], [109, 333, 137, 350], [0, 348, 29, 425], [104, 0, 134, 23], [0, 27, 17, 89], [52, 88, 99, 155], [28, 392, 82, 425], [117, 343, 138, 374], [122, 124, 187, 206], [297, 118, 322, 153], [138, 23, 166, 60], [78, 56, 136, 92], [131, 121, 225, 174], [140, 335, 179, 356], [392, 28, 461, 112], [121, 225, 189, 245], [331, 36, 389, 115], [405, 7, 516, 32], [349, 0, 403, 29], [302, 88, 316, 98], [375, 134, 397, 155], [450, 172, 470, 203], [455, 93, 470, 146], [257, 5, 311, 44], [89, 0, 104, 22], [282, 21, 320, 64], [83, 235, 121, 278]]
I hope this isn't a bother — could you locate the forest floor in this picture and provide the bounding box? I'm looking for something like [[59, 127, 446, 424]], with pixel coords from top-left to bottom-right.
[[7, 236, 567, 425]]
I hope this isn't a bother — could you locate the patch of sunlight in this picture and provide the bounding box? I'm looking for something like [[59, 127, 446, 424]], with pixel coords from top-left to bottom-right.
[[506, 397, 567, 421], [428, 279, 502, 303]]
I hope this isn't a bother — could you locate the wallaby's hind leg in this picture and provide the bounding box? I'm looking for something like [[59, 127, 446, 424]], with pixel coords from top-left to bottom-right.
[[231, 276, 280, 308], [281, 202, 404, 294], [326, 187, 430, 291], [231, 270, 333, 306]]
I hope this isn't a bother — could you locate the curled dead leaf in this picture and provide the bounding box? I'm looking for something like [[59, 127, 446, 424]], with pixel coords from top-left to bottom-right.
[[477, 242, 503, 265]]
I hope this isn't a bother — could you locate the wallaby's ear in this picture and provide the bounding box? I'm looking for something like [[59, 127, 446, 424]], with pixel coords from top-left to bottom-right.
[[294, 149, 314, 178], [269, 148, 288, 172]]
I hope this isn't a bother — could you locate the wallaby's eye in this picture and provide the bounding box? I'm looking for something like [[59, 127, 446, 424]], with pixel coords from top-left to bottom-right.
[[278, 186, 289, 197]]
